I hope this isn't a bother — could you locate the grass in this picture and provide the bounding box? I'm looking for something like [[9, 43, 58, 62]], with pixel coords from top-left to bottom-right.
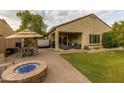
[[62, 50, 124, 83]]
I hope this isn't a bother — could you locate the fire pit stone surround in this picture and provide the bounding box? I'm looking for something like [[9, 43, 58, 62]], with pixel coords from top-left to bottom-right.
[[1, 60, 47, 83]]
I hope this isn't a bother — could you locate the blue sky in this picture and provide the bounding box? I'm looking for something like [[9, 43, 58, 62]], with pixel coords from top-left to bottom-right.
[[0, 10, 124, 31], [96, 10, 124, 26]]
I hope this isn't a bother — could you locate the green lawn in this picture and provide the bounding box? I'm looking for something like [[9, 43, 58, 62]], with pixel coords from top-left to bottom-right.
[[62, 50, 124, 83]]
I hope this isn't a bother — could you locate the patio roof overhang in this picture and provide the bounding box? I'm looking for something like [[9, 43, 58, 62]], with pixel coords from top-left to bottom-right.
[[59, 31, 83, 34]]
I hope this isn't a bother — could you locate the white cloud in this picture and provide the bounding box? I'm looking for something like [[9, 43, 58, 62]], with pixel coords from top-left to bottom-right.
[[0, 10, 123, 32]]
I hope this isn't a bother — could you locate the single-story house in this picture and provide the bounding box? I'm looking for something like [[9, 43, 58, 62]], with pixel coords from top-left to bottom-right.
[[46, 14, 112, 50], [0, 19, 16, 53]]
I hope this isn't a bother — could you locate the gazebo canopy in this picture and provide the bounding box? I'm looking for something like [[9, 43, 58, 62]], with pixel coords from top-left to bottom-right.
[[6, 29, 43, 39]]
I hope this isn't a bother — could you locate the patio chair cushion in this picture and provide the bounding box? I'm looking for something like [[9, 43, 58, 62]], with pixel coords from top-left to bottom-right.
[[62, 44, 70, 50]]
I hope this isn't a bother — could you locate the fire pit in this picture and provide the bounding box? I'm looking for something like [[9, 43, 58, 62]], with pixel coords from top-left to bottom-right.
[[1, 60, 47, 83], [14, 63, 39, 74]]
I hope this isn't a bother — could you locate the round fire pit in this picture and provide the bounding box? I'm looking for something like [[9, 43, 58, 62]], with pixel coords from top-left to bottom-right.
[[1, 60, 47, 83]]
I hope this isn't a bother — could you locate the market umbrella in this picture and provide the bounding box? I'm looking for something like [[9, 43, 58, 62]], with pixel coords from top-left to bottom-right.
[[6, 29, 43, 39], [5, 29, 43, 57]]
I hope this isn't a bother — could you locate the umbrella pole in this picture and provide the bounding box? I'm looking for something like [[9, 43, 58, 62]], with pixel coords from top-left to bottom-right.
[[21, 39, 24, 57], [14, 39, 16, 65], [36, 38, 38, 55], [5, 38, 6, 63]]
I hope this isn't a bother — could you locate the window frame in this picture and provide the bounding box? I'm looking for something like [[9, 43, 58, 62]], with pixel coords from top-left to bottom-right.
[[89, 34, 100, 44]]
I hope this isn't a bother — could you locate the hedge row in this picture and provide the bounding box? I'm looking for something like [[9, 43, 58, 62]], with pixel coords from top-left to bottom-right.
[[102, 31, 118, 48]]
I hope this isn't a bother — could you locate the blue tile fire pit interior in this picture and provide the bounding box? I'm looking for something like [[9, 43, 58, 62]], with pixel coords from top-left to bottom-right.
[[15, 63, 39, 74], [1, 61, 47, 83]]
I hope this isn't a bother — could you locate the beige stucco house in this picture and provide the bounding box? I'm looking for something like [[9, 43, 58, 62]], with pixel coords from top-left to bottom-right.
[[0, 19, 15, 53], [46, 14, 112, 50]]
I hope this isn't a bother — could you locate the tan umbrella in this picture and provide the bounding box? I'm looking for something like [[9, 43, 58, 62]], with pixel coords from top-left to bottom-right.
[[5, 29, 43, 53], [5, 29, 43, 39]]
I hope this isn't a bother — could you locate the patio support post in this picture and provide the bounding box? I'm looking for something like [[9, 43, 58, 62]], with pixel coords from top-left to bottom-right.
[[67, 35, 68, 46], [81, 33, 84, 49], [55, 31, 59, 50]]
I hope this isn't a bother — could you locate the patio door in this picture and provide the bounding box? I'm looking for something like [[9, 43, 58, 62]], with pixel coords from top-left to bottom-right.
[[59, 35, 68, 48]]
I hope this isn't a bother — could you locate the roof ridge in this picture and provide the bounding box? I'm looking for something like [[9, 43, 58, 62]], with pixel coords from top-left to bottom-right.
[[46, 13, 95, 35], [47, 13, 112, 35], [54, 13, 95, 28]]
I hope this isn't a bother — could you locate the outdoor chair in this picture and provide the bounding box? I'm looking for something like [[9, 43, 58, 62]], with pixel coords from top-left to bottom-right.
[[73, 43, 81, 49], [33, 47, 38, 55], [62, 44, 70, 50], [27, 48, 33, 56], [16, 47, 21, 57]]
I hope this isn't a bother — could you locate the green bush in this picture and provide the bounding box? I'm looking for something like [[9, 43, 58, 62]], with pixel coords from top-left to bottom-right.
[[102, 31, 118, 48]]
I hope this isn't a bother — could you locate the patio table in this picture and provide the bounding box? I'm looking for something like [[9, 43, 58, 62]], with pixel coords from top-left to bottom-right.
[[21, 47, 35, 57], [28, 47, 35, 56]]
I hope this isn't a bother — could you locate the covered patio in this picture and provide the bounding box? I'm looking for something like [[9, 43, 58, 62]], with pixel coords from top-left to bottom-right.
[[49, 31, 83, 50]]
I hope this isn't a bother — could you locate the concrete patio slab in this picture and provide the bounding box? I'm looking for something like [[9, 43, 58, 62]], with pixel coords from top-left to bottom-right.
[[1, 48, 91, 83]]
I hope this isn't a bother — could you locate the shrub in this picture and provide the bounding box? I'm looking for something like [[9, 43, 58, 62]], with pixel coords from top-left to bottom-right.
[[102, 31, 118, 48]]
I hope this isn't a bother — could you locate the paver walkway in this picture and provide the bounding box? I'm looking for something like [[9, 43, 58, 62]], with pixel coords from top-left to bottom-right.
[[1, 48, 91, 83]]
